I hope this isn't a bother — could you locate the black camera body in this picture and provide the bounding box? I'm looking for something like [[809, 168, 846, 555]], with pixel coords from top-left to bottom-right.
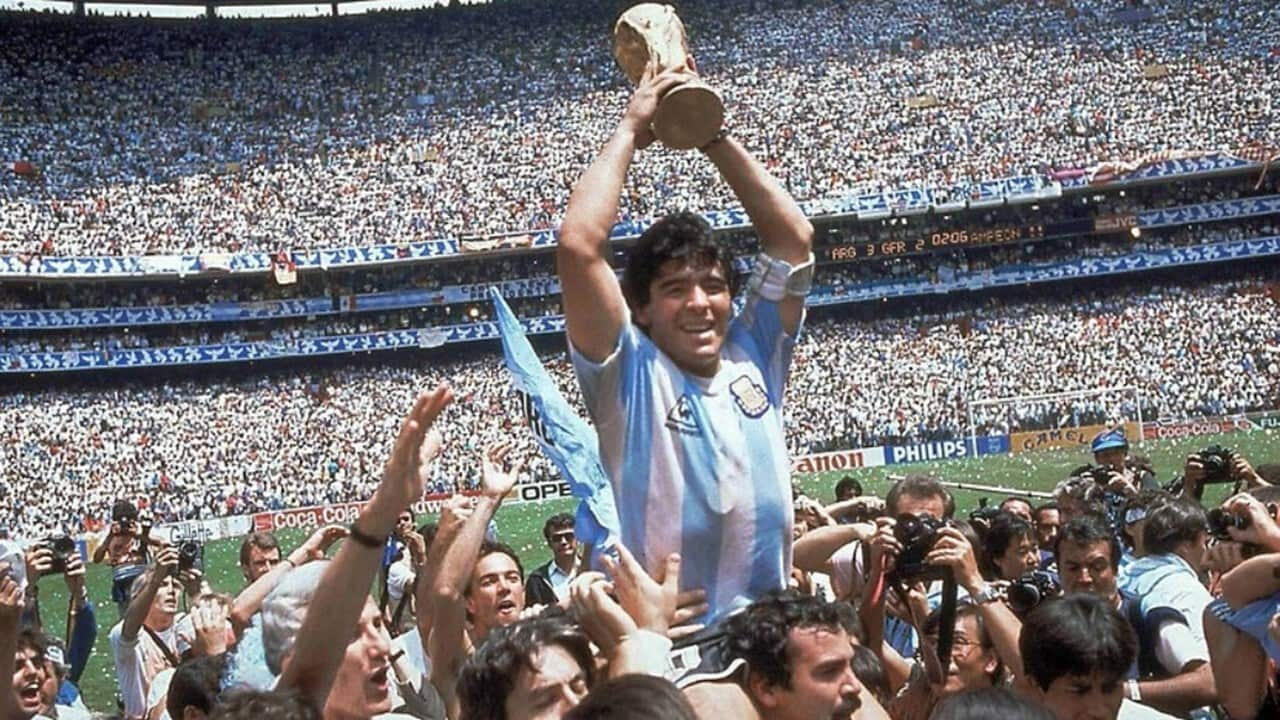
[[44, 536, 78, 575], [177, 541, 204, 572], [1006, 570, 1062, 616], [968, 497, 1002, 529], [891, 513, 952, 583], [1197, 445, 1236, 485], [1206, 504, 1278, 541]]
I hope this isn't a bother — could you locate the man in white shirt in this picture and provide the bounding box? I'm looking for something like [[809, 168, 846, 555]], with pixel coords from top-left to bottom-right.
[[108, 547, 191, 720]]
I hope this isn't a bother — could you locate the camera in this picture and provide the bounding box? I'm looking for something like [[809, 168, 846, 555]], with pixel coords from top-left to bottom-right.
[[1205, 503, 1277, 541], [1196, 445, 1236, 485], [1006, 570, 1062, 616], [891, 513, 952, 583], [177, 541, 203, 572], [968, 497, 1002, 529], [43, 536, 78, 575]]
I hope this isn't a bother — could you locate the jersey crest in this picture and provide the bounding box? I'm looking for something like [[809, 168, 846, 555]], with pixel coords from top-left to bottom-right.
[[729, 375, 770, 418]]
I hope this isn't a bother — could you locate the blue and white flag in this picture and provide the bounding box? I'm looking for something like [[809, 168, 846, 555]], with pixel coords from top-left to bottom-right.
[[489, 288, 620, 564]]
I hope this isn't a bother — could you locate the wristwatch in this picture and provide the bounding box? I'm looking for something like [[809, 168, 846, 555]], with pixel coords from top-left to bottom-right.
[[971, 583, 1001, 605]]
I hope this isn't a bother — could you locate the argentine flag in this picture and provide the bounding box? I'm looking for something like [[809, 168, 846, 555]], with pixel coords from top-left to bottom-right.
[[489, 288, 620, 566]]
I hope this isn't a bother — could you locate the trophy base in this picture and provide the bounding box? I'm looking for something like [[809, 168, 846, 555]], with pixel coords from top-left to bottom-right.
[[653, 83, 725, 151]]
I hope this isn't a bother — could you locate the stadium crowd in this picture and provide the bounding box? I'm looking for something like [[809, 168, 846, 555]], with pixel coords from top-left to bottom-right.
[[2, 273, 1277, 540], [1, 0, 1277, 256]]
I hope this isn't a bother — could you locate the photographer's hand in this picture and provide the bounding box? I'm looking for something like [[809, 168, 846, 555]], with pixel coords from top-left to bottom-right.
[[1232, 454, 1267, 488], [64, 552, 87, 611], [1182, 456, 1208, 499], [925, 527, 983, 594], [1224, 495, 1280, 552], [24, 545, 53, 584]]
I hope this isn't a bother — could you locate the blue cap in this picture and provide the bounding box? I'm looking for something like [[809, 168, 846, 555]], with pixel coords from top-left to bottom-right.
[[1091, 428, 1128, 453]]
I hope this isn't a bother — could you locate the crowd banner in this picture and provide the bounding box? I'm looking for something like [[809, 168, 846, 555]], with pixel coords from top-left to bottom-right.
[[791, 446, 887, 474], [1010, 422, 1140, 455], [1141, 415, 1254, 441], [151, 515, 254, 544], [0, 159, 1269, 280], [1248, 410, 1280, 431]]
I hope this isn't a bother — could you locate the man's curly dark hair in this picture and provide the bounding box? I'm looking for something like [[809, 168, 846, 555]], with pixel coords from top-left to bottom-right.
[[621, 210, 736, 313], [724, 589, 854, 690], [458, 610, 596, 720]]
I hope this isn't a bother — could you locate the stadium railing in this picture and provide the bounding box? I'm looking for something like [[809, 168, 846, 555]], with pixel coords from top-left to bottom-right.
[[0, 153, 1263, 280], [4, 233, 1279, 373]]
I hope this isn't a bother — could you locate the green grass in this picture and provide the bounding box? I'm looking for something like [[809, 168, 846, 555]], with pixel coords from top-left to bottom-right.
[[41, 428, 1280, 711]]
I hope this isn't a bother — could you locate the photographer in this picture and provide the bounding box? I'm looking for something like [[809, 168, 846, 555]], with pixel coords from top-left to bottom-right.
[[1090, 429, 1159, 493], [110, 545, 198, 720], [1202, 494, 1280, 719], [21, 541, 96, 709], [979, 514, 1041, 583], [1177, 446, 1270, 501], [858, 515, 1024, 719], [93, 500, 165, 617]]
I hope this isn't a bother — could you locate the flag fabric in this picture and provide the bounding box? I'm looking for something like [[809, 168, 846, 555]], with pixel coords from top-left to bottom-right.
[[489, 288, 620, 565], [272, 251, 297, 285]]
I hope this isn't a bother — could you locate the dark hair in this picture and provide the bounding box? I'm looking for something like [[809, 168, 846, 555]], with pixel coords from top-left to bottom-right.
[[1020, 594, 1136, 690], [238, 532, 280, 568], [620, 211, 735, 312], [834, 475, 863, 502], [543, 513, 575, 542], [849, 643, 890, 706], [167, 654, 229, 719], [980, 513, 1035, 579], [563, 674, 696, 720], [467, 540, 525, 597], [458, 612, 596, 720], [208, 689, 321, 720], [930, 687, 1055, 720], [1256, 464, 1280, 485], [1054, 513, 1122, 571], [998, 497, 1033, 515], [886, 474, 955, 518], [112, 499, 139, 523], [724, 589, 853, 691], [1142, 499, 1208, 557], [1032, 502, 1058, 522], [15, 629, 49, 661]]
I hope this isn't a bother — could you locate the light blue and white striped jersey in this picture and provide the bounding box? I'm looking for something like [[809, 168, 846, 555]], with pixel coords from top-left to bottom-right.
[[571, 293, 796, 625]]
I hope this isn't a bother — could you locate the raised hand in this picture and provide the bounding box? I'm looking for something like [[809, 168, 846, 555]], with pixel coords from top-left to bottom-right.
[[288, 525, 349, 566], [479, 442, 525, 500], [378, 384, 452, 512], [601, 546, 681, 636], [620, 65, 697, 150]]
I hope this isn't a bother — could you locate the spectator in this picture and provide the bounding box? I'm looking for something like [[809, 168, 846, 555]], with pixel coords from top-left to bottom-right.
[[526, 514, 579, 607]]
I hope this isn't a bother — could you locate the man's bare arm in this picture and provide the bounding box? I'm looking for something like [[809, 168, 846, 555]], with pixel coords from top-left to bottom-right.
[[702, 136, 814, 333], [558, 69, 692, 362]]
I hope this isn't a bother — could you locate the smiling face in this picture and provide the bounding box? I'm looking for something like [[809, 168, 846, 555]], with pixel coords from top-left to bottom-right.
[[323, 599, 393, 720], [467, 551, 526, 638], [634, 259, 732, 378]]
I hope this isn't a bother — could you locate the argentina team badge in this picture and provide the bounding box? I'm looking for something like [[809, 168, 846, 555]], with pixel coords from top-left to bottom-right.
[[729, 375, 770, 418]]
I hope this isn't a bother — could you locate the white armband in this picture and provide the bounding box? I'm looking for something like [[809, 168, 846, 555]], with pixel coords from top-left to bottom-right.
[[746, 252, 815, 301]]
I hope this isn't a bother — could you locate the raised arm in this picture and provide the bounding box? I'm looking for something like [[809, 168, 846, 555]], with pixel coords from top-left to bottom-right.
[[701, 135, 814, 333], [121, 547, 178, 642], [427, 443, 523, 716], [278, 384, 451, 707], [414, 494, 472, 659], [558, 68, 692, 362], [230, 525, 348, 632], [0, 570, 24, 720]]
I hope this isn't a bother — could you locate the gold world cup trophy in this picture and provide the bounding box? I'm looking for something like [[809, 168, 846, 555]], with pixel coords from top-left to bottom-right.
[[612, 3, 725, 151]]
